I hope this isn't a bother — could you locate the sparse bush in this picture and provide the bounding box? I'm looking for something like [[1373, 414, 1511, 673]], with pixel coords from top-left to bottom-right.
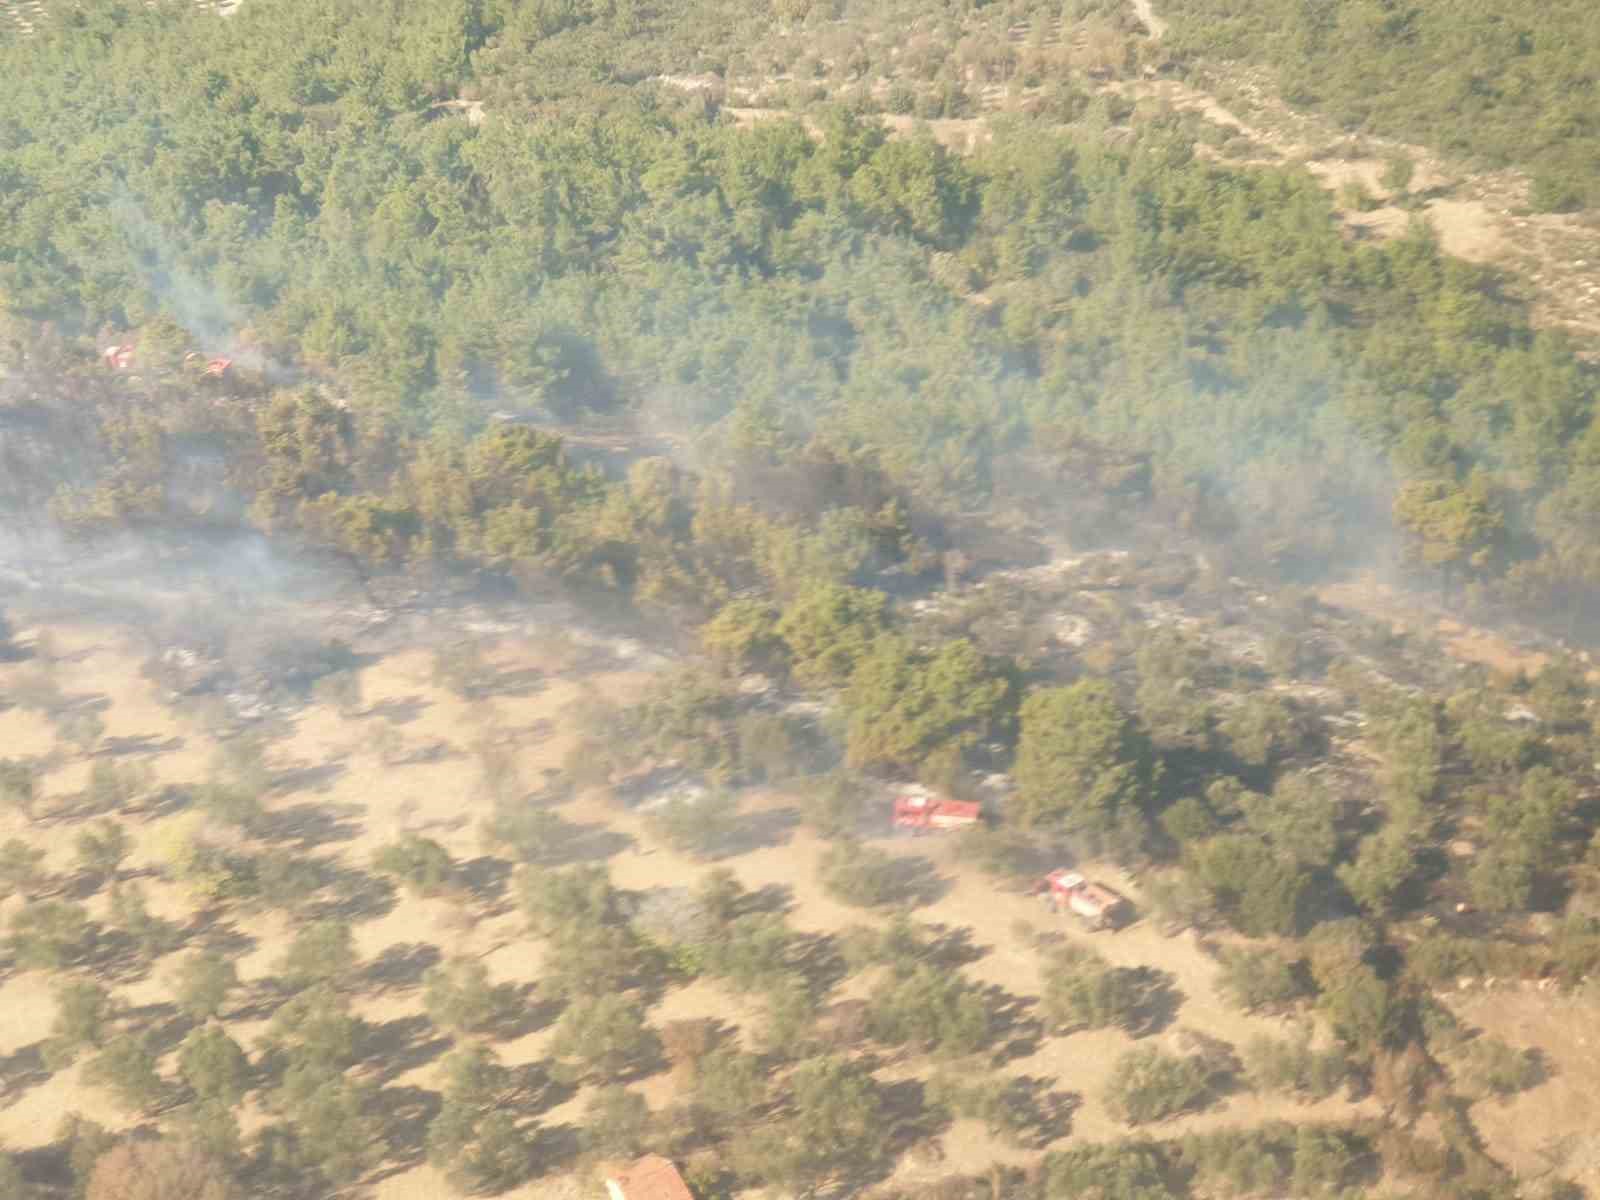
[[480, 804, 580, 864], [0, 758, 39, 820], [818, 838, 903, 907], [582, 1085, 651, 1159], [1104, 1045, 1216, 1125], [172, 951, 239, 1021], [1039, 945, 1146, 1033], [644, 789, 741, 859], [549, 995, 661, 1083], [1381, 155, 1415, 196], [84, 1035, 166, 1114], [44, 979, 113, 1070], [1215, 946, 1309, 1014], [372, 834, 454, 896], [76, 821, 130, 885], [694, 1047, 767, 1126], [800, 771, 868, 839], [426, 1044, 528, 1190], [108, 883, 182, 960], [423, 958, 521, 1035], [85, 759, 158, 815], [268, 1067, 384, 1186], [1449, 1035, 1543, 1099], [84, 1137, 233, 1200], [865, 963, 991, 1056], [178, 1026, 250, 1106], [247, 849, 326, 914], [701, 912, 794, 992], [1241, 1028, 1349, 1100], [311, 669, 362, 715], [0, 837, 47, 900], [275, 921, 358, 991], [9, 900, 96, 970], [192, 779, 263, 833], [56, 707, 106, 754]]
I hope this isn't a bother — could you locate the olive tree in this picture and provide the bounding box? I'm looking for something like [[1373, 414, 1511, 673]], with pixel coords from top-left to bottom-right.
[[549, 995, 661, 1083], [172, 952, 239, 1021]]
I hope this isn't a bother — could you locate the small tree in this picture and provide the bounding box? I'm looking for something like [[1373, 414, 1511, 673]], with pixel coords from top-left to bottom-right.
[[178, 1026, 250, 1106], [44, 979, 114, 1071], [800, 771, 868, 840], [84, 1035, 166, 1114], [311, 669, 363, 716], [0, 1152, 25, 1200], [1103, 1045, 1215, 1125], [0, 758, 38, 820], [549, 995, 661, 1083], [423, 958, 520, 1036], [109, 884, 183, 961], [275, 920, 357, 991], [192, 780, 263, 833], [84, 1137, 233, 1200], [738, 1055, 884, 1196], [260, 985, 366, 1073], [372, 834, 453, 896], [1039, 946, 1144, 1034], [426, 1045, 531, 1192], [1215, 946, 1309, 1014], [582, 1085, 650, 1158], [9, 900, 96, 970], [57, 1113, 118, 1197], [817, 838, 903, 907], [271, 1069, 384, 1186], [0, 837, 46, 900], [701, 913, 794, 993], [172, 952, 239, 1021], [865, 963, 991, 1056], [694, 1047, 767, 1127], [76, 821, 130, 885], [57, 707, 106, 755], [86, 759, 158, 815], [644, 790, 741, 860]]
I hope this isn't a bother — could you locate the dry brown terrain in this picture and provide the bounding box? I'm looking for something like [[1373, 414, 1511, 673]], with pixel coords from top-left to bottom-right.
[[0, 603, 1580, 1197]]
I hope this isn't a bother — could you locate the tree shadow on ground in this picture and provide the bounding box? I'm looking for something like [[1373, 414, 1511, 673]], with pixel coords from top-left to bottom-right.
[[987, 993, 1045, 1068], [455, 855, 515, 905], [484, 985, 563, 1043], [884, 855, 951, 908], [924, 922, 989, 969], [363, 695, 430, 725], [257, 800, 363, 849], [269, 757, 349, 796], [742, 882, 794, 918], [880, 1076, 945, 1157], [792, 931, 852, 996], [517, 1060, 578, 1118], [1004, 1076, 1081, 1147], [99, 733, 185, 758], [527, 1122, 582, 1176], [363, 1014, 453, 1086], [1125, 966, 1183, 1039], [362, 942, 443, 996], [0, 1041, 50, 1110], [717, 806, 801, 858], [369, 1083, 443, 1170], [121, 1001, 191, 1058], [305, 869, 398, 926]]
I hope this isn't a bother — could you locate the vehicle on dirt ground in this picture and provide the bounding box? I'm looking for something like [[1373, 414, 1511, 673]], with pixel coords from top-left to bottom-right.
[[1033, 868, 1129, 930]]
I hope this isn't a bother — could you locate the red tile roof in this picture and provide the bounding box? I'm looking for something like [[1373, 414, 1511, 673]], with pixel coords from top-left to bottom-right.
[[606, 1155, 695, 1200]]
